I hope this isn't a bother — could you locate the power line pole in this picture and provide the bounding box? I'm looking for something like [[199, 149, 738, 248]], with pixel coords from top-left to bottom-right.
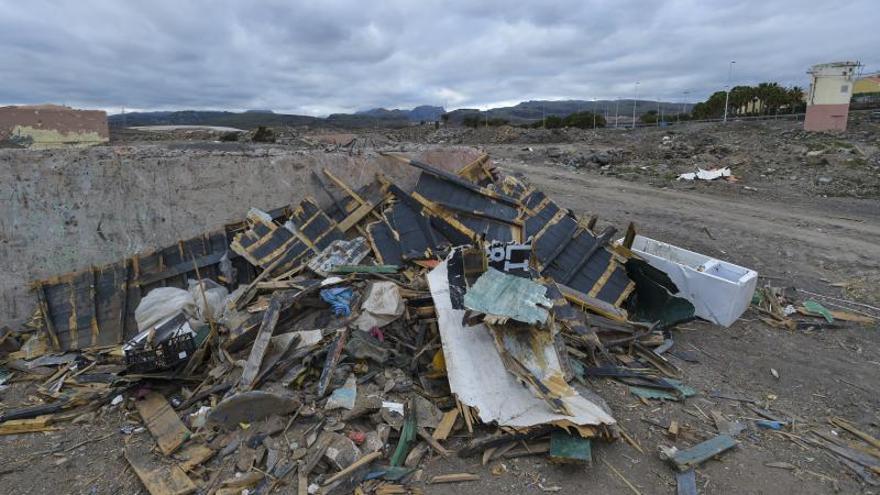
[[592, 99, 597, 129], [614, 98, 619, 128], [657, 99, 661, 127], [680, 90, 689, 123], [632, 82, 640, 129], [723, 60, 736, 123]]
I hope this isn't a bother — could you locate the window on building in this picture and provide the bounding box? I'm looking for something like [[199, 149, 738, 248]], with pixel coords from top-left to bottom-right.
[[841, 84, 849, 93]]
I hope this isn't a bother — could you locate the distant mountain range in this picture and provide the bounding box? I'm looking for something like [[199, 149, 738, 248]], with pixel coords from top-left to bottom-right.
[[444, 99, 694, 124], [109, 105, 444, 129], [108, 110, 321, 129], [354, 105, 445, 122], [108, 100, 691, 129]]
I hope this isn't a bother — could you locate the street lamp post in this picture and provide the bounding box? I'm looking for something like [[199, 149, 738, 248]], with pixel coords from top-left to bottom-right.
[[723, 61, 736, 123], [680, 90, 689, 123], [632, 82, 640, 129]]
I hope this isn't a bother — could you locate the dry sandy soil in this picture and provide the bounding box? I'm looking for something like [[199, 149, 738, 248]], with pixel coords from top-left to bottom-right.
[[1, 119, 878, 495]]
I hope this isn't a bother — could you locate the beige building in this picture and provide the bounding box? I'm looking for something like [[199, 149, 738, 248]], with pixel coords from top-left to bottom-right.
[[0, 104, 109, 148], [804, 61, 859, 132]]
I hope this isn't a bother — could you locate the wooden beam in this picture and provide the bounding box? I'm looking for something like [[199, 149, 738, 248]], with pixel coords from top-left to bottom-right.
[[623, 222, 637, 249], [239, 292, 282, 390], [380, 152, 520, 206], [558, 283, 628, 322], [432, 409, 460, 441], [322, 168, 367, 205], [138, 250, 227, 287], [337, 201, 376, 232], [118, 258, 131, 343], [312, 170, 350, 216], [35, 282, 61, 351], [322, 451, 382, 486], [90, 267, 100, 347]]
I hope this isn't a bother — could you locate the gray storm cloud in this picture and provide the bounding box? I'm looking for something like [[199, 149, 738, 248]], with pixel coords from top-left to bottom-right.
[[1, 0, 876, 114]]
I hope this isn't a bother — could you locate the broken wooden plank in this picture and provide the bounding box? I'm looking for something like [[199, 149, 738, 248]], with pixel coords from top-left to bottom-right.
[[317, 328, 348, 397], [432, 409, 460, 441], [0, 399, 70, 422], [669, 434, 737, 471], [458, 426, 554, 457], [0, 416, 59, 435], [338, 201, 378, 232], [136, 391, 192, 456], [322, 450, 383, 486], [676, 469, 697, 495], [126, 447, 196, 495], [622, 222, 637, 250], [429, 473, 480, 484], [830, 417, 880, 450], [502, 441, 551, 458], [331, 264, 400, 274], [417, 427, 452, 457], [807, 433, 880, 472], [175, 443, 215, 472], [797, 307, 875, 323], [239, 292, 282, 390], [559, 283, 628, 321]]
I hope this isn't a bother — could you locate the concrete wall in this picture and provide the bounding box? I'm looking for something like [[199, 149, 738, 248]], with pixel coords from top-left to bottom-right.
[[0, 105, 109, 148], [0, 143, 480, 327]]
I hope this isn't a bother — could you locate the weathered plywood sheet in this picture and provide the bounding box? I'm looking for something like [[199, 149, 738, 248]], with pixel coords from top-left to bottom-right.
[[426, 260, 615, 430]]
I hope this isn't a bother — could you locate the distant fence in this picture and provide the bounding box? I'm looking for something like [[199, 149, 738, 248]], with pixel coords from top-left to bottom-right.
[[607, 106, 879, 130]]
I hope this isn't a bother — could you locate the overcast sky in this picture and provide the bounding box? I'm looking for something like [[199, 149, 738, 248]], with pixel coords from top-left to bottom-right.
[[1, 0, 877, 115]]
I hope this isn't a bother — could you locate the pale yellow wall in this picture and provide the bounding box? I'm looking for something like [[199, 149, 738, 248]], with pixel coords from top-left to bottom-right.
[[810, 77, 854, 105], [854, 77, 880, 94], [10, 125, 108, 149], [808, 63, 858, 106]]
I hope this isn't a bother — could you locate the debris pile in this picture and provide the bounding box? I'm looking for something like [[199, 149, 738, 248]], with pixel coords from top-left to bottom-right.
[[1, 151, 801, 493]]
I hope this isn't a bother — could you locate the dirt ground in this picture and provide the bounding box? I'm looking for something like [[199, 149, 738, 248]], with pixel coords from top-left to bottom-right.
[[1, 119, 878, 494]]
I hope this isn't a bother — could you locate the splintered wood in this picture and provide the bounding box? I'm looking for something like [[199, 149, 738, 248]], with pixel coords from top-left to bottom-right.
[[126, 447, 196, 495], [429, 473, 480, 484], [432, 409, 460, 441], [136, 391, 192, 456]]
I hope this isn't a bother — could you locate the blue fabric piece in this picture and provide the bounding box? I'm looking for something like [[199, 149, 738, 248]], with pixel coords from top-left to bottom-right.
[[321, 287, 353, 317]]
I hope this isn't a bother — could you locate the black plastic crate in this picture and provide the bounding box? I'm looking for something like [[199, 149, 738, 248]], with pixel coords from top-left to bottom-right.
[[125, 333, 196, 373]]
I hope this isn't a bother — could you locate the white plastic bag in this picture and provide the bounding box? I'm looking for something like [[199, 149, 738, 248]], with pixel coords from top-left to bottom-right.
[[187, 279, 228, 321], [134, 287, 197, 332], [354, 281, 404, 331]]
